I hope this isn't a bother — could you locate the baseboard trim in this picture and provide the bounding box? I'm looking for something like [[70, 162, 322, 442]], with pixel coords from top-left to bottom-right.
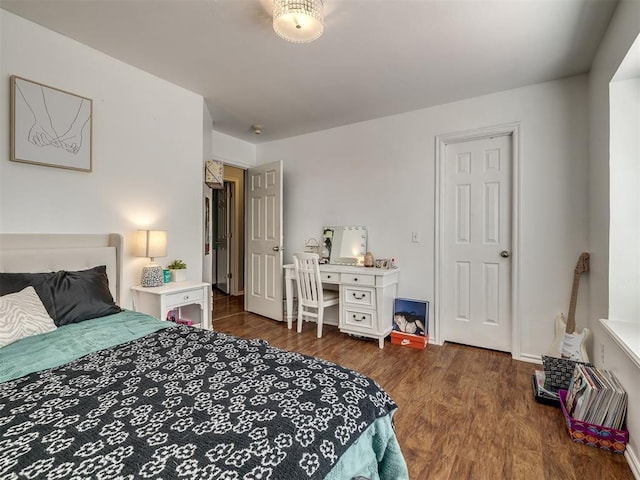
[[515, 352, 542, 364], [626, 445, 640, 479]]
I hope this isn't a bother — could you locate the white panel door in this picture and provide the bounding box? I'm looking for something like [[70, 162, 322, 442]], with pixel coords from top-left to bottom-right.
[[444, 135, 512, 352], [246, 160, 283, 321]]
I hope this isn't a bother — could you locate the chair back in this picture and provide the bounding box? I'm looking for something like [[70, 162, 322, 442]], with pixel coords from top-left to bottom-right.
[[293, 252, 323, 308]]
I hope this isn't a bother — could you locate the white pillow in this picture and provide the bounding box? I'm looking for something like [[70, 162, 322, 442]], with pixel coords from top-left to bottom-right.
[[0, 286, 57, 348]]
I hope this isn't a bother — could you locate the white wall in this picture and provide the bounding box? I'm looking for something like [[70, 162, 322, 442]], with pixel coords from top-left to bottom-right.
[[203, 104, 215, 285], [609, 77, 640, 322], [257, 74, 589, 361], [588, 0, 640, 472], [211, 130, 256, 169], [0, 10, 205, 308]]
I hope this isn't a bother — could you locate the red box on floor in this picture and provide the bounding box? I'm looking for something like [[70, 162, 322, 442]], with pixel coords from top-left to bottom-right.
[[390, 331, 428, 349]]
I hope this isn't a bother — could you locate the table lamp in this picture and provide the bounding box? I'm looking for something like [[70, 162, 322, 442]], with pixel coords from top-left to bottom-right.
[[134, 230, 167, 287]]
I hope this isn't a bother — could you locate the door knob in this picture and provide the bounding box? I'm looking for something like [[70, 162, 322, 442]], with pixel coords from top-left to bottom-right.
[[273, 246, 280, 252], [500, 250, 510, 258]]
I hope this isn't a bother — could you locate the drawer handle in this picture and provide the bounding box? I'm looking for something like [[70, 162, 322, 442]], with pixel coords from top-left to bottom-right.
[[326, 275, 332, 279], [353, 278, 358, 282], [184, 295, 190, 300], [352, 314, 367, 322], [352, 293, 366, 300]]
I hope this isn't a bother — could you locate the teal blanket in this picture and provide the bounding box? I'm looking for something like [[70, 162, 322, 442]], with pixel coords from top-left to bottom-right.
[[0, 310, 169, 383], [325, 410, 409, 480], [0, 312, 408, 480]]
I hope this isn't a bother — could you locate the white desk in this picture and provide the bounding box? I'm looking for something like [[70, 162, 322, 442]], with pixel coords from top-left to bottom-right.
[[131, 281, 211, 330], [284, 264, 399, 348]]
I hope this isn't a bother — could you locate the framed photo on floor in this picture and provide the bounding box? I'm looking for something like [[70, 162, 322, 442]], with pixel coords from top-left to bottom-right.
[[392, 298, 429, 336]]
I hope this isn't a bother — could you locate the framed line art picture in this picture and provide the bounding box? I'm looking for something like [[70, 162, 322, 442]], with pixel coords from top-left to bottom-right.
[[10, 76, 92, 172]]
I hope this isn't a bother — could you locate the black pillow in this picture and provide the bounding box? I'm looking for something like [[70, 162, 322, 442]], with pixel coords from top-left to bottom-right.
[[49, 266, 121, 325], [0, 266, 121, 326], [0, 271, 58, 319]]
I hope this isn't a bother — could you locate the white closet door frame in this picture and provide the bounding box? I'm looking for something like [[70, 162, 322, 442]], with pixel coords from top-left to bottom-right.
[[434, 122, 521, 359]]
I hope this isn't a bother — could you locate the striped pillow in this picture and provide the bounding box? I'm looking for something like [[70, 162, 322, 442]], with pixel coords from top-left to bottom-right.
[[0, 286, 57, 348]]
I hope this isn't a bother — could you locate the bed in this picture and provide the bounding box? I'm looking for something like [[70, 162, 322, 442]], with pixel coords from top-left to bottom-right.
[[0, 233, 408, 480]]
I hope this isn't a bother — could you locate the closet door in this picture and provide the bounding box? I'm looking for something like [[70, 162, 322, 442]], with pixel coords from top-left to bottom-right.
[[443, 134, 513, 352]]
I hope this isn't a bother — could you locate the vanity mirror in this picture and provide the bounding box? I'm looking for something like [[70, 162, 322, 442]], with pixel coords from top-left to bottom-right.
[[321, 226, 367, 266]]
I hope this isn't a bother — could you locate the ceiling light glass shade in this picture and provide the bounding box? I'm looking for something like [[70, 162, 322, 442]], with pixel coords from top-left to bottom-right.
[[273, 0, 324, 43]]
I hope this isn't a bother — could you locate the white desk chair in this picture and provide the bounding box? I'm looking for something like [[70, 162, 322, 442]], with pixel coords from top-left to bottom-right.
[[293, 252, 339, 338]]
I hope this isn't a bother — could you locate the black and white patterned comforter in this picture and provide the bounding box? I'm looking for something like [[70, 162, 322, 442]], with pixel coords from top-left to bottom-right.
[[0, 326, 397, 479]]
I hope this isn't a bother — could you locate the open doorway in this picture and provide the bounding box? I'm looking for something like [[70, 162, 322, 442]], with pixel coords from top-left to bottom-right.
[[212, 165, 245, 302], [213, 182, 232, 294]]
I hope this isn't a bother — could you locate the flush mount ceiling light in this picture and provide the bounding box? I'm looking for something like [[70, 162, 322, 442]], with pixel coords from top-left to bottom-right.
[[273, 0, 324, 43]]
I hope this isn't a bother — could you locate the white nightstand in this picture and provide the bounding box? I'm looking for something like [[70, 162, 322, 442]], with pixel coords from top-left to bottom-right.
[[131, 281, 211, 330]]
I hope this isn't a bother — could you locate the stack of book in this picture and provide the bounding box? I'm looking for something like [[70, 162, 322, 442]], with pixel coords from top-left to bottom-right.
[[532, 356, 593, 406], [532, 370, 560, 403], [565, 364, 627, 430]]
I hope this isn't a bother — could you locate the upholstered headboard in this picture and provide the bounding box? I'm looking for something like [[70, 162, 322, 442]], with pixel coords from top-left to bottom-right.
[[0, 234, 123, 304]]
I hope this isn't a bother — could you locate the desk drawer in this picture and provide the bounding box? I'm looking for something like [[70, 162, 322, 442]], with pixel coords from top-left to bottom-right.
[[343, 308, 374, 331], [340, 273, 375, 286], [165, 288, 204, 307], [321, 271, 340, 284], [344, 286, 375, 307]]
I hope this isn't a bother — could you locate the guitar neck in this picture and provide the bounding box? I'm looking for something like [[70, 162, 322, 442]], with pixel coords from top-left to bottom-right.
[[566, 273, 580, 334]]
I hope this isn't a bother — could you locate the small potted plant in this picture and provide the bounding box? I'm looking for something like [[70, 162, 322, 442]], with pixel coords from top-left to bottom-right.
[[167, 259, 187, 282]]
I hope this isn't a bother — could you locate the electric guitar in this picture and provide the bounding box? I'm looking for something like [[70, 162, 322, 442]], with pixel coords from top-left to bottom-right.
[[549, 252, 591, 362]]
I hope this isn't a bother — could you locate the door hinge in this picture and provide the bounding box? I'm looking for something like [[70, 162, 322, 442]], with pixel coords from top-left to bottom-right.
[[227, 272, 232, 279]]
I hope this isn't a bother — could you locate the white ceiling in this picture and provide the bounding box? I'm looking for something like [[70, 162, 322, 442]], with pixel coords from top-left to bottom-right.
[[1, 0, 618, 143]]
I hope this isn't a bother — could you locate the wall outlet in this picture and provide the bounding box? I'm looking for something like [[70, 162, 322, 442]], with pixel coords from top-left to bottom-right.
[[600, 343, 605, 365], [411, 231, 421, 243]]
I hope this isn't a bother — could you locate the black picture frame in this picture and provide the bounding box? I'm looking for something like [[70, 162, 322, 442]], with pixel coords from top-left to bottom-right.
[[393, 298, 429, 336]]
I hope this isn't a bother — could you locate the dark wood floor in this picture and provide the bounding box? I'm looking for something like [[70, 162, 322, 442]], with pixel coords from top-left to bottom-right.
[[212, 295, 634, 480]]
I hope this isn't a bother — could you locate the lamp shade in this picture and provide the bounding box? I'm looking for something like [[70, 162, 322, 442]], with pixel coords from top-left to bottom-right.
[[134, 230, 167, 259], [273, 0, 324, 43]]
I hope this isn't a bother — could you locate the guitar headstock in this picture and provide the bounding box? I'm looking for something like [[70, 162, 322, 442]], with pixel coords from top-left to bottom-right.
[[575, 252, 590, 275]]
